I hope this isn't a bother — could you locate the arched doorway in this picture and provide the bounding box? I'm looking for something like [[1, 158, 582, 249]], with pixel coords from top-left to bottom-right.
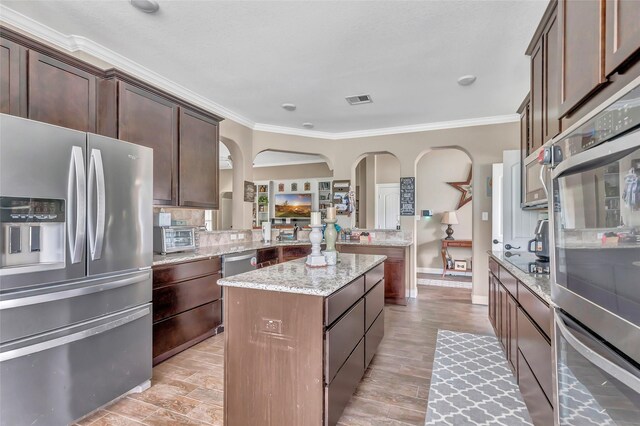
[[415, 148, 474, 291], [352, 152, 401, 229]]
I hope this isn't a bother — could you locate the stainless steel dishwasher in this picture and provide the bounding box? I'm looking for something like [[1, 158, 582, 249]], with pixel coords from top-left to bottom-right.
[[220, 250, 257, 331], [222, 250, 257, 277]]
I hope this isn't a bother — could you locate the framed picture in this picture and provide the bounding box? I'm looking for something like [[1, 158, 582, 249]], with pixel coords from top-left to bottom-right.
[[278, 183, 285, 192], [243, 181, 256, 202], [304, 182, 311, 191], [454, 260, 467, 271], [291, 183, 298, 192]]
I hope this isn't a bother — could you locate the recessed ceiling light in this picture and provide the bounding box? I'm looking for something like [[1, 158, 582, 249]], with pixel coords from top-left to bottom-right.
[[346, 94, 373, 105], [457, 75, 477, 86], [130, 0, 160, 13], [281, 103, 297, 111], [302, 122, 314, 129]]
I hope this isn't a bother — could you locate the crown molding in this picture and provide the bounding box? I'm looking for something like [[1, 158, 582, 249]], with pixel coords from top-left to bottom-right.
[[254, 114, 520, 140], [0, 4, 520, 141]]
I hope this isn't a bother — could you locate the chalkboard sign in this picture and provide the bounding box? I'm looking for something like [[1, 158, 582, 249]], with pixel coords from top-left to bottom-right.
[[400, 177, 415, 216]]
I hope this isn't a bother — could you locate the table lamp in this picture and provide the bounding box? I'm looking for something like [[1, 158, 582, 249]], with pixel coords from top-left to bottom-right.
[[441, 211, 459, 240]]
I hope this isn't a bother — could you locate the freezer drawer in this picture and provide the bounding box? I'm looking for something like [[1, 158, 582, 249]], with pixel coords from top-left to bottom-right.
[[0, 269, 151, 343], [0, 304, 152, 426]]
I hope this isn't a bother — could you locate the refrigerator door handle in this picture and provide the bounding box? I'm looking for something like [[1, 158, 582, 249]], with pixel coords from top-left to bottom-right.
[[67, 146, 86, 264], [555, 312, 640, 393], [0, 270, 150, 309], [0, 305, 150, 362], [88, 149, 106, 261]]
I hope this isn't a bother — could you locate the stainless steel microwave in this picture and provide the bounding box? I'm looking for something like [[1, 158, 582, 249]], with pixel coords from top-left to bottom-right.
[[153, 226, 196, 254], [522, 145, 551, 209]]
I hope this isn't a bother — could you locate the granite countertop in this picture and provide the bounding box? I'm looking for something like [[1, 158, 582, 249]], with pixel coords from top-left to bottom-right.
[[336, 240, 412, 247], [153, 239, 411, 266], [488, 250, 553, 305], [218, 253, 387, 296]]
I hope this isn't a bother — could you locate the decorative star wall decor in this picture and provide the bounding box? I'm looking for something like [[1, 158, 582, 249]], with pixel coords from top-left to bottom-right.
[[447, 168, 472, 209]]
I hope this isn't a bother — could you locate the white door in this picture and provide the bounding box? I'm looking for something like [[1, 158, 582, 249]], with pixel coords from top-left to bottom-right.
[[492, 163, 504, 251], [502, 150, 539, 251], [376, 184, 400, 229]]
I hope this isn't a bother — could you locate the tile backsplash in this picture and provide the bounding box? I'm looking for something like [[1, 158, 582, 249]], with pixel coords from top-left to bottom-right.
[[153, 207, 205, 226], [152, 208, 412, 249]]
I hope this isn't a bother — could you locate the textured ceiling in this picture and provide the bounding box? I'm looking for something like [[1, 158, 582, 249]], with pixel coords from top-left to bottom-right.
[[1, 1, 547, 133]]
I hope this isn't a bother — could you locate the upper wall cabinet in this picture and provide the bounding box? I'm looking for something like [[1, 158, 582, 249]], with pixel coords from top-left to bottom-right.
[[28, 52, 98, 132], [179, 108, 220, 209], [527, 0, 561, 152], [116, 81, 179, 206], [0, 37, 26, 116], [605, 0, 640, 76], [1, 27, 223, 210], [558, 0, 607, 117]]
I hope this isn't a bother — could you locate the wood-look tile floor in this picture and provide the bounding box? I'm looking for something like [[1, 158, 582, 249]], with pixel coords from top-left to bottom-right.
[[76, 286, 492, 426]]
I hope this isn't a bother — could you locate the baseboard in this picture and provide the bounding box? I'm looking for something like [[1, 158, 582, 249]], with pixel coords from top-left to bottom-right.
[[417, 267, 472, 277], [472, 295, 488, 305]]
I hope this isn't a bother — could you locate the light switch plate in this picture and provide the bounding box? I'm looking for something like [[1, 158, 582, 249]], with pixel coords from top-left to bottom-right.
[[238, 234, 245, 240], [230, 234, 237, 240], [482, 212, 489, 221]]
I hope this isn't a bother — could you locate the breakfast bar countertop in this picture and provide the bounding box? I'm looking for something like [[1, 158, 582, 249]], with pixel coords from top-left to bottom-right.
[[217, 253, 387, 296], [488, 250, 553, 305]]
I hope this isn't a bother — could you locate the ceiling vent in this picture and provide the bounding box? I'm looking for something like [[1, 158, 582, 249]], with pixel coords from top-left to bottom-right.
[[345, 94, 373, 105]]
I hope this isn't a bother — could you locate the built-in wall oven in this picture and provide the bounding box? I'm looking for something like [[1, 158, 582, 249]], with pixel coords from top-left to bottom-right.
[[550, 80, 640, 425]]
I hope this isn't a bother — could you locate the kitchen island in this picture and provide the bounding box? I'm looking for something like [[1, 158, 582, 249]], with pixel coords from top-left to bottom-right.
[[218, 253, 386, 426]]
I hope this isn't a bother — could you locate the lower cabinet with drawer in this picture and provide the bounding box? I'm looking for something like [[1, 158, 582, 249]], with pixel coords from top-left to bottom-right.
[[488, 255, 553, 426], [152, 257, 223, 365]]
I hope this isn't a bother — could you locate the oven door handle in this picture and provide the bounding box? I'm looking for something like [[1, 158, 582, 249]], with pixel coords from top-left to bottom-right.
[[552, 131, 640, 179], [555, 312, 640, 393]]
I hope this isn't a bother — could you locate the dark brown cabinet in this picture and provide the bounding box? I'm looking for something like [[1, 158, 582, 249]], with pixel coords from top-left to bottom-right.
[[152, 257, 223, 365], [1, 26, 223, 211], [488, 256, 553, 423], [530, 39, 545, 151], [28, 51, 97, 132], [257, 247, 279, 269], [0, 37, 26, 116], [605, 0, 640, 76], [544, 12, 560, 141], [337, 244, 407, 306], [558, 0, 607, 116], [528, 1, 560, 152], [117, 81, 179, 206], [179, 108, 219, 209], [519, 95, 531, 157]]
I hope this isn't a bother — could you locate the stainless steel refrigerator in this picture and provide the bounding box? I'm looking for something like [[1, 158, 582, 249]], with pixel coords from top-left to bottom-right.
[[0, 114, 153, 426]]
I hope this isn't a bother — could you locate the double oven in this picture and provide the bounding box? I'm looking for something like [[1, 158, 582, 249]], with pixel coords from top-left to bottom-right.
[[549, 80, 640, 424]]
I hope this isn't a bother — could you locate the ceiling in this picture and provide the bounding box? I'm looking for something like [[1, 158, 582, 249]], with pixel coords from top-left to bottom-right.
[[220, 143, 326, 169], [1, 1, 547, 135]]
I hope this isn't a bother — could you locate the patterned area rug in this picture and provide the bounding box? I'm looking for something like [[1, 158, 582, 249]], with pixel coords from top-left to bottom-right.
[[424, 330, 533, 425], [417, 278, 472, 289]]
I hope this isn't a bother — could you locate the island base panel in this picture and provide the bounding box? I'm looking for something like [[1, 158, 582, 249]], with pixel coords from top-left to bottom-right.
[[224, 287, 325, 426]]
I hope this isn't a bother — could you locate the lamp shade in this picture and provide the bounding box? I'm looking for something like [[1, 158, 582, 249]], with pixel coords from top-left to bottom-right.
[[441, 211, 459, 225]]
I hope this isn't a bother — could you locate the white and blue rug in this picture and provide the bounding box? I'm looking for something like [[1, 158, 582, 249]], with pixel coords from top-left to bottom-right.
[[425, 330, 533, 425]]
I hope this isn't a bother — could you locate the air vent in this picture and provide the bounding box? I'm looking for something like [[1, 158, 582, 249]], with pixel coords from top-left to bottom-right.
[[345, 94, 373, 105]]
